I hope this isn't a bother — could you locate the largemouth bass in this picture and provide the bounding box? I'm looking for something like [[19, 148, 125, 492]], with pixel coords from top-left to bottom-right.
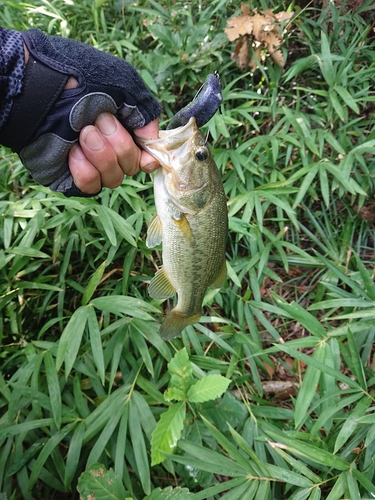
[[138, 117, 228, 340]]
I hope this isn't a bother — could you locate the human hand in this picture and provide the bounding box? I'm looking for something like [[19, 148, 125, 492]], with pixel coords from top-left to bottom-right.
[[70, 114, 159, 194], [0, 29, 161, 196]]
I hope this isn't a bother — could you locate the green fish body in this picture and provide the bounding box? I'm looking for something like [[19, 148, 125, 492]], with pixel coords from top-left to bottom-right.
[[138, 117, 228, 340]]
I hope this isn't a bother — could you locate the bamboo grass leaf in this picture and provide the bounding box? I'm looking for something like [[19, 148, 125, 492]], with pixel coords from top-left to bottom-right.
[[334, 396, 371, 453], [87, 306, 105, 385], [295, 343, 326, 428], [129, 398, 151, 494], [44, 350, 62, 430], [56, 306, 88, 375]]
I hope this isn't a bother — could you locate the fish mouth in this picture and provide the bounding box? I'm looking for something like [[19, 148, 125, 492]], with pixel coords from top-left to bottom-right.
[[136, 117, 199, 170]]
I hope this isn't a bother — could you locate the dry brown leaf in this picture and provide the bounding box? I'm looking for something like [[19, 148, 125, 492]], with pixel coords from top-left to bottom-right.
[[241, 2, 250, 16], [225, 5, 294, 71], [224, 15, 254, 41], [275, 11, 294, 23], [232, 37, 250, 69]]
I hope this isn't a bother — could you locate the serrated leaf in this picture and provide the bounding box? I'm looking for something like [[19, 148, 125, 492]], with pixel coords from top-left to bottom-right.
[[151, 402, 186, 466], [77, 463, 128, 500], [187, 375, 230, 403], [167, 348, 194, 396]]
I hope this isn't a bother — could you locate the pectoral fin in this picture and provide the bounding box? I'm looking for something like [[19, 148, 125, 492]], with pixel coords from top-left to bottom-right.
[[148, 267, 176, 300], [146, 213, 162, 248], [172, 213, 194, 243], [211, 259, 227, 289]]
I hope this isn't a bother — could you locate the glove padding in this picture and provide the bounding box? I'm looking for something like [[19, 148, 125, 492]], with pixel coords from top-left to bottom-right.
[[0, 29, 161, 196]]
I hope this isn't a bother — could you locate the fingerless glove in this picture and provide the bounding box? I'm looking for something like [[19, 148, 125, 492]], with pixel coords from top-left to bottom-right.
[[0, 29, 161, 196]]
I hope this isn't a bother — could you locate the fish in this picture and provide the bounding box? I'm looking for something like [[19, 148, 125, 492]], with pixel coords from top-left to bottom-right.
[[137, 117, 228, 340]]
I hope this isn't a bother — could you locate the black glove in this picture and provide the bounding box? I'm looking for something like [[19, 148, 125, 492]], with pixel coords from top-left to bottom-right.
[[0, 29, 161, 196]]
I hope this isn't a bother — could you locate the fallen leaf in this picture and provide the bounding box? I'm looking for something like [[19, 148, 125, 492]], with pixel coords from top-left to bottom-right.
[[224, 15, 254, 41]]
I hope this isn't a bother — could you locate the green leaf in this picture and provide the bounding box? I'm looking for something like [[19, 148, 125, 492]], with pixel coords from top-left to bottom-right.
[[44, 350, 62, 430], [87, 306, 105, 385], [187, 374, 230, 403], [77, 463, 128, 500], [151, 401, 186, 466], [167, 348, 194, 396], [64, 421, 85, 489], [146, 486, 193, 499], [334, 396, 371, 453], [264, 430, 350, 470], [334, 85, 360, 114], [346, 328, 367, 390], [28, 422, 76, 489], [295, 343, 326, 428], [56, 306, 88, 375], [82, 260, 107, 306], [129, 398, 151, 494]]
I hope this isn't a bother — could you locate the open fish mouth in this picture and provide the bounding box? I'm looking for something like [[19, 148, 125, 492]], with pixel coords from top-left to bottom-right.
[[136, 118, 199, 170]]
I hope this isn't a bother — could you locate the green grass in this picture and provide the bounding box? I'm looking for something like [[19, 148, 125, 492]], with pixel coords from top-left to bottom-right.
[[1, 0, 375, 499]]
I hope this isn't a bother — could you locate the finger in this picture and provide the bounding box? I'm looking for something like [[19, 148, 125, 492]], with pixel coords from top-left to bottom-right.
[[95, 113, 141, 176], [134, 119, 160, 173], [68, 144, 102, 194], [79, 122, 124, 188]]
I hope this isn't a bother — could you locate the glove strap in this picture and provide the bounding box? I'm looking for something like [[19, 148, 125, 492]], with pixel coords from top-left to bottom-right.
[[0, 55, 68, 153]]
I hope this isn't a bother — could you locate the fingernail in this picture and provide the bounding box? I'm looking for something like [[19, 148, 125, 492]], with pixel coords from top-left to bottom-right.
[[96, 113, 117, 136], [70, 144, 86, 159], [142, 161, 159, 172], [83, 127, 105, 150]]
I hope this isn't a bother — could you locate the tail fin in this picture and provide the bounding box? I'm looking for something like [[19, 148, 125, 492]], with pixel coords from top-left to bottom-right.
[[159, 308, 201, 340]]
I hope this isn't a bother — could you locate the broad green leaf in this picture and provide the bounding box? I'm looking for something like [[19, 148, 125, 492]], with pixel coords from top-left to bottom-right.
[[151, 401, 186, 466], [187, 374, 230, 403], [56, 306, 88, 375], [44, 350, 62, 430], [77, 463, 128, 500], [167, 348, 194, 396], [82, 260, 107, 306], [295, 343, 326, 428]]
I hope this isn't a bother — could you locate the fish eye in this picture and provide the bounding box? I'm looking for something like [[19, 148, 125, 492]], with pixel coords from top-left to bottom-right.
[[195, 148, 208, 161]]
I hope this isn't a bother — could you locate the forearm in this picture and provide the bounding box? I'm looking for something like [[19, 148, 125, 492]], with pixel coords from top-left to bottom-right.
[[0, 27, 25, 132]]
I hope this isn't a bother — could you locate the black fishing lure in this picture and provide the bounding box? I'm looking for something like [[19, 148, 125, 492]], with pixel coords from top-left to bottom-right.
[[167, 71, 222, 130]]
